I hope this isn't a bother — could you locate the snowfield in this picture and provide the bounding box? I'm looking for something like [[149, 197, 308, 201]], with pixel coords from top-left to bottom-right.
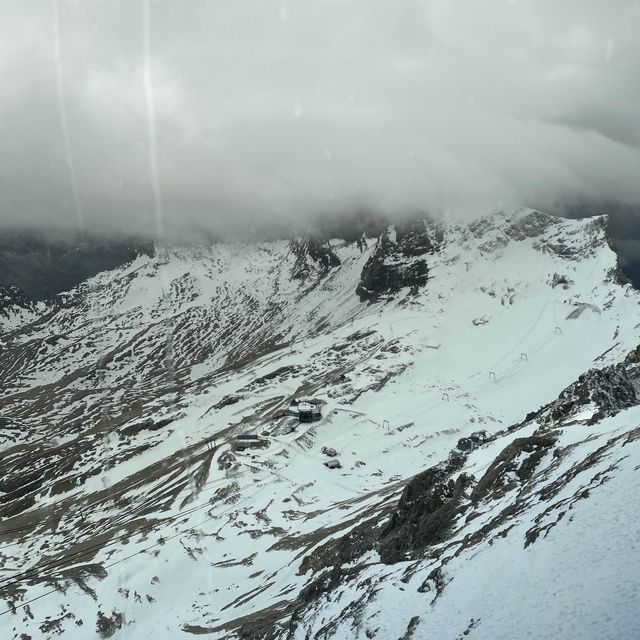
[[0, 209, 639, 639]]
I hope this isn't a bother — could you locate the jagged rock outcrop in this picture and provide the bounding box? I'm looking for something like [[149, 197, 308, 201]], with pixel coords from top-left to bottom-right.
[[289, 238, 341, 280], [378, 459, 471, 563], [505, 210, 557, 241], [470, 434, 557, 503], [395, 219, 443, 256], [356, 220, 441, 302], [520, 362, 640, 427], [0, 284, 36, 319]]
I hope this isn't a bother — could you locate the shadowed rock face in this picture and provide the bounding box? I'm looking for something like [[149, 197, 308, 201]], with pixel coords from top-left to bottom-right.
[[396, 219, 443, 256], [470, 435, 557, 504], [516, 361, 640, 428], [356, 220, 441, 303], [0, 231, 152, 300], [356, 236, 427, 302], [378, 459, 471, 564], [289, 238, 341, 280], [550, 366, 638, 424], [0, 283, 36, 318]]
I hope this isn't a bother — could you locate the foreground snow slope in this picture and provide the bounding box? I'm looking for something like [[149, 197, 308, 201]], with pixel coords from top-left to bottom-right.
[[0, 209, 638, 639], [286, 398, 640, 640]]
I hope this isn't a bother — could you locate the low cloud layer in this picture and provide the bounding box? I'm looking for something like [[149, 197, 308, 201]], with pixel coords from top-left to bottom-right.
[[1, 0, 639, 239]]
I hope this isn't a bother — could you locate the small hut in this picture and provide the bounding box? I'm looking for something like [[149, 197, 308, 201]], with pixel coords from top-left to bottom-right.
[[233, 434, 268, 452]]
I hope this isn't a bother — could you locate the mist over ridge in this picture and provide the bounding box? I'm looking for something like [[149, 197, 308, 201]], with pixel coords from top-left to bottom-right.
[[0, 1, 639, 243]]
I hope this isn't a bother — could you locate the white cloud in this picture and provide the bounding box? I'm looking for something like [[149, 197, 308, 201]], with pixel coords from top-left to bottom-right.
[[0, 0, 639, 238]]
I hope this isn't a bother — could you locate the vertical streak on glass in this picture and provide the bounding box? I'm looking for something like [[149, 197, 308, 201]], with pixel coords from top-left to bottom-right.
[[51, 0, 84, 231], [142, 0, 165, 242]]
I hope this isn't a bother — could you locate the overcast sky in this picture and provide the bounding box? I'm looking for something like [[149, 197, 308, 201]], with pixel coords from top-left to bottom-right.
[[1, 0, 639, 240]]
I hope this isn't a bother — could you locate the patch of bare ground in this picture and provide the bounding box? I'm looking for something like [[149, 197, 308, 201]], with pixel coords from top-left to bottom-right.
[[181, 599, 292, 639]]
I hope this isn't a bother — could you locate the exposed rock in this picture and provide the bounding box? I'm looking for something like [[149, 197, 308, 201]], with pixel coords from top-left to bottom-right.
[[378, 459, 471, 563], [505, 210, 557, 241], [217, 451, 236, 471], [535, 216, 608, 260], [252, 366, 299, 387], [95, 610, 123, 638], [398, 615, 421, 639], [119, 417, 174, 437], [545, 364, 638, 425], [356, 223, 438, 303], [234, 514, 386, 639], [298, 515, 384, 577], [395, 219, 443, 256], [417, 567, 449, 602], [551, 273, 573, 289], [510, 351, 639, 433], [0, 284, 35, 314], [470, 435, 557, 503], [468, 215, 500, 239], [290, 238, 341, 280], [0, 283, 36, 319], [213, 394, 244, 409]]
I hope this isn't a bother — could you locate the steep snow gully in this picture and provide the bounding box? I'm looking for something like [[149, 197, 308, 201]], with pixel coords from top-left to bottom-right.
[[0, 209, 639, 639]]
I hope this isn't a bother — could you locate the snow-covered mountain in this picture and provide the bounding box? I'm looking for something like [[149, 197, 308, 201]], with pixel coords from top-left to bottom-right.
[[1, 209, 639, 639]]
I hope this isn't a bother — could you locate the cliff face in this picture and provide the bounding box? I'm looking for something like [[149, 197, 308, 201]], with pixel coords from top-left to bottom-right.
[[356, 220, 442, 302]]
